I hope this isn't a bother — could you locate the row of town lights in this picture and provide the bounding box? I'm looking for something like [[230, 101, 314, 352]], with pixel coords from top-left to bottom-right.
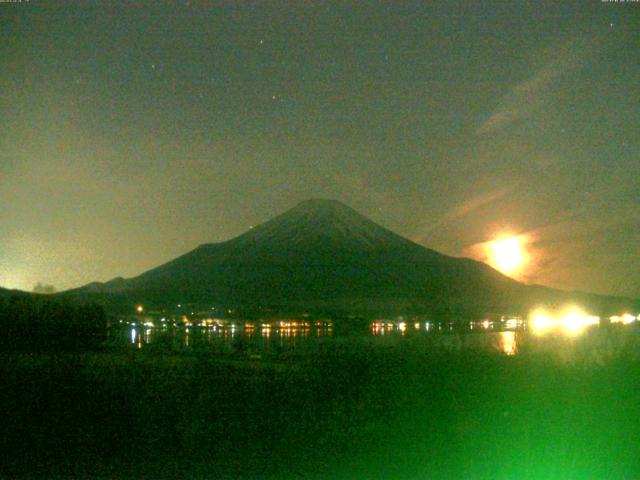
[[135, 305, 638, 336]]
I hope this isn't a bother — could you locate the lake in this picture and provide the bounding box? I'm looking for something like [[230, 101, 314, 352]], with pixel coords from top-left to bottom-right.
[[114, 317, 640, 364]]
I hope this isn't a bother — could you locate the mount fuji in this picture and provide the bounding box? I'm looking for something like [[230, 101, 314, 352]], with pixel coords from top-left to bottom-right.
[[60, 199, 636, 317]]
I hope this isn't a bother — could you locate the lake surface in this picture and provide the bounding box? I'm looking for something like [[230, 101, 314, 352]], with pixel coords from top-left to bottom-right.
[[113, 317, 640, 363]]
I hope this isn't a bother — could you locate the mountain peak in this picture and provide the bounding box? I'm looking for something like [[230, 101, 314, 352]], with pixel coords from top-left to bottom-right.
[[234, 199, 408, 250], [292, 198, 350, 211], [285, 198, 365, 223]]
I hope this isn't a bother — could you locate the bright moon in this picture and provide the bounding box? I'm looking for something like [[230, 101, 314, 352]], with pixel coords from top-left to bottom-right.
[[490, 236, 525, 274]]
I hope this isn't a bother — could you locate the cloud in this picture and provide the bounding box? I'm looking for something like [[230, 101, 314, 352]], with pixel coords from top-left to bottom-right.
[[417, 183, 518, 240], [476, 36, 595, 136]]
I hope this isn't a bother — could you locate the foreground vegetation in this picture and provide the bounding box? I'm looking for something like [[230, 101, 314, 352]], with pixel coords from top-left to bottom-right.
[[0, 295, 107, 351], [1, 331, 640, 479]]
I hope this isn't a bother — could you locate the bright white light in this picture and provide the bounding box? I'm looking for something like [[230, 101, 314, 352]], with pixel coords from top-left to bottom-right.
[[621, 313, 635, 324], [490, 236, 525, 274], [610, 314, 635, 325], [531, 311, 554, 334], [530, 307, 599, 335], [505, 318, 521, 329], [561, 311, 586, 334]]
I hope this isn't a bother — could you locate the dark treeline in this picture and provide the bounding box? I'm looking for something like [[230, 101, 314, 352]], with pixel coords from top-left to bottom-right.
[[0, 295, 108, 351]]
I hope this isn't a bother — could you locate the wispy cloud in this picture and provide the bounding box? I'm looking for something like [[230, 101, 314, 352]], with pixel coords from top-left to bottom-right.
[[416, 183, 518, 240], [476, 36, 595, 136]]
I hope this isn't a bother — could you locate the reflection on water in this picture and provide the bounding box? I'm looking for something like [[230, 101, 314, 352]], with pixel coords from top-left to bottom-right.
[[113, 315, 640, 362], [498, 331, 517, 356], [119, 321, 334, 352]]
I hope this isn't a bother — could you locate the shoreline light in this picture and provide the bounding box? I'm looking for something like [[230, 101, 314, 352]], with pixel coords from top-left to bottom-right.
[[530, 306, 599, 336], [610, 313, 636, 325]]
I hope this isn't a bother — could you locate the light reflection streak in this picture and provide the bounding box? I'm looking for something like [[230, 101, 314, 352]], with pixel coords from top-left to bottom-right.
[[498, 331, 517, 356]]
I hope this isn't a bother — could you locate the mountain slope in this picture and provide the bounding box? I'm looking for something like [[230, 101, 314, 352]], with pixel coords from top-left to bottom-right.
[[0, 287, 31, 299], [61, 199, 637, 316]]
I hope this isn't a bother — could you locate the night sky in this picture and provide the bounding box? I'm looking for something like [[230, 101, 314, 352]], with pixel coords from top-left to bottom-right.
[[1, 1, 638, 298]]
